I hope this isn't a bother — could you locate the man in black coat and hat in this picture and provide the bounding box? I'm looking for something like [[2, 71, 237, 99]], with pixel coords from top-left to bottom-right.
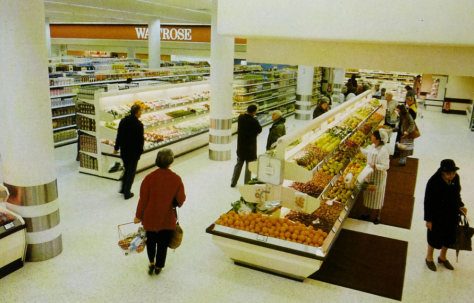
[[424, 159, 468, 271], [114, 104, 144, 199], [231, 105, 262, 187]]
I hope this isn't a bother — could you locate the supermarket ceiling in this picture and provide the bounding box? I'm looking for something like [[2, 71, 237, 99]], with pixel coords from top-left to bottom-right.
[[44, 0, 212, 24]]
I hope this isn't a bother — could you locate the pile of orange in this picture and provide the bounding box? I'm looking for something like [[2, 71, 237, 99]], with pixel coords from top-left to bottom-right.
[[215, 211, 328, 247]]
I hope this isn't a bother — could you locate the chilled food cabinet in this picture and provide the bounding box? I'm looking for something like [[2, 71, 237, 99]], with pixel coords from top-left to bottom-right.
[[0, 186, 27, 279]]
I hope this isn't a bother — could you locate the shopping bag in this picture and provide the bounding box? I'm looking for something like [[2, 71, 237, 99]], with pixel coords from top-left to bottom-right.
[[169, 208, 183, 249], [450, 211, 474, 262]]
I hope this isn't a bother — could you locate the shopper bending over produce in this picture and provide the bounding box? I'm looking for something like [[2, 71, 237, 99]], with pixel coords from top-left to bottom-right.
[[395, 105, 415, 166], [359, 130, 390, 225], [134, 149, 186, 275], [312, 97, 329, 119], [266, 110, 286, 150], [424, 159, 467, 272]]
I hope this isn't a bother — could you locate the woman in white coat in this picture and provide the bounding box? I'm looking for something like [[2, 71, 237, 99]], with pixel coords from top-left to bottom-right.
[[359, 130, 390, 224]]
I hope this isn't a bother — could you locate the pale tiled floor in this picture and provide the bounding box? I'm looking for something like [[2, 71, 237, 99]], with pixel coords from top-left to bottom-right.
[[2, 107, 474, 303]]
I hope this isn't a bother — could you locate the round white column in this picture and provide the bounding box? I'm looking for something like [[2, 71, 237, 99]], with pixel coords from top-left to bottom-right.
[[148, 19, 161, 68], [45, 17, 51, 58], [332, 68, 346, 103], [295, 65, 314, 120], [0, 0, 62, 262], [209, 0, 235, 161], [128, 46, 136, 59]]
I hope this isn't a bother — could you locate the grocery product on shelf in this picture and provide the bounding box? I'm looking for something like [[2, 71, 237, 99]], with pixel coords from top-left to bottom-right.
[[77, 115, 96, 132], [80, 135, 97, 154], [52, 116, 75, 129], [51, 97, 75, 108], [103, 91, 210, 118], [290, 171, 334, 198], [79, 153, 98, 170], [78, 103, 95, 115], [52, 107, 75, 117], [53, 129, 77, 143], [214, 211, 328, 247]]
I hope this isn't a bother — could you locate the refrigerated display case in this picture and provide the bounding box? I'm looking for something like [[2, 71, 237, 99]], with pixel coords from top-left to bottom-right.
[[0, 186, 27, 279]]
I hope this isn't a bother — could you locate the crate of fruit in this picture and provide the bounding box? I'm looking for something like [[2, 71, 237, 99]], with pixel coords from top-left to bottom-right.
[[117, 222, 146, 256]]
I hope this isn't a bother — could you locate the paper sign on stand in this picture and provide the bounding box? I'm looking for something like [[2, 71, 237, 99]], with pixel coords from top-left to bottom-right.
[[107, 84, 119, 92], [294, 192, 307, 212]]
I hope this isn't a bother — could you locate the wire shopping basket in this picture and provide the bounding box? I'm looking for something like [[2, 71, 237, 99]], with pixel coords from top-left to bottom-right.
[[118, 222, 146, 256]]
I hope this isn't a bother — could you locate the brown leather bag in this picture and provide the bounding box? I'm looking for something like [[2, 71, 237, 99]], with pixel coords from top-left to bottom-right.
[[404, 117, 421, 139]]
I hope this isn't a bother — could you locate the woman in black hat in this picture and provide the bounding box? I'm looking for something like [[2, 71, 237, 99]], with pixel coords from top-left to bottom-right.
[[424, 159, 468, 272]]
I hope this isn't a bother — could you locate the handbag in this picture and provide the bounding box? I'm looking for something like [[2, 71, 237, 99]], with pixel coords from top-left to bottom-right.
[[168, 207, 183, 249], [404, 117, 421, 139], [450, 210, 474, 262]]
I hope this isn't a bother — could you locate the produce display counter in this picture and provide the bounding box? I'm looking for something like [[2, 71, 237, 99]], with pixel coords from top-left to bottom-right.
[[207, 91, 387, 280], [0, 186, 27, 279]]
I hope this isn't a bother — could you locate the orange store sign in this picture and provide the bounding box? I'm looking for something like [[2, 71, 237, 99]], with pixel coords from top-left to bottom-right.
[[50, 24, 245, 44]]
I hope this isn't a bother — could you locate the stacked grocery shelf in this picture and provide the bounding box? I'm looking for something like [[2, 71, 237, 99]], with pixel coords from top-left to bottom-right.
[[232, 70, 297, 126], [76, 81, 238, 179], [206, 90, 388, 280], [344, 70, 417, 90], [50, 64, 260, 147], [50, 77, 79, 146], [312, 67, 323, 105]]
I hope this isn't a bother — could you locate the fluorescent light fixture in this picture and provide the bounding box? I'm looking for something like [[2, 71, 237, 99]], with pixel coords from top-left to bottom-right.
[[134, 0, 211, 15], [44, 1, 198, 22], [45, 10, 73, 14]]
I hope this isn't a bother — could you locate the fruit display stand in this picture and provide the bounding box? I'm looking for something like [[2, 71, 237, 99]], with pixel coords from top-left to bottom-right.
[[76, 81, 238, 179], [232, 70, 297, 126], [206, 91, 387, 281]]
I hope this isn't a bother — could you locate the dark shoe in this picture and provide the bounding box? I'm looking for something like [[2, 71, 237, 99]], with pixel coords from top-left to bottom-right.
[[230, 184, 236, 188], [155, 267, 162, 275], [425, 259, 437, 272], [438, 257, 454, 270], [398, 158, 406, 166], [148, 265, 154, 275], [359, 214, 370, 220], [124, 193, 134, 200], [373, 218, 380, 225], [119, 189, 124, 194]]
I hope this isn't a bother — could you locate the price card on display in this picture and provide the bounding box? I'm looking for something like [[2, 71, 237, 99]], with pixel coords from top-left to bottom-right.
[[338, 217, 343, 222], [4, 222, 15, 230], [107, 84, 119, 92], [344, 205, 349, 211], [351, 194, 355, 200], [256, 235, 268, 242], [332, 226, 337, 233], [320, 121, 328, 132], [294, 192, 307, 212]]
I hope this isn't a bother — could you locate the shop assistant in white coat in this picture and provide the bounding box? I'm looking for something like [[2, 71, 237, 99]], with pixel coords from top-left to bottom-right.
[[359, 130, 390, 225]]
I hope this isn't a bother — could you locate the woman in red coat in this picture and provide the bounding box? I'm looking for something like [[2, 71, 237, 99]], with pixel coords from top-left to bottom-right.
[[134, 148, 186, 275]]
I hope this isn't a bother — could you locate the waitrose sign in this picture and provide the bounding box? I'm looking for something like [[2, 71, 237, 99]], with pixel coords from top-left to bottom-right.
[[135, 27, 192, 41], [50, 24, 248, 44]]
